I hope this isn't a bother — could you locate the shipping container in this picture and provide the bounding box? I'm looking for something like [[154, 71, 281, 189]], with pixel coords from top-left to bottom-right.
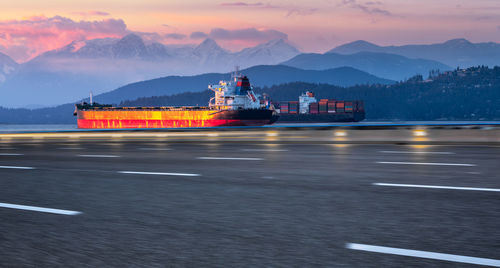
[[328, 101, 336, 113], [289, 101, 299, 114], [309, 103, 319, 114], [280, 102, 289, 113], [345, 101, 353, 112], [319, 103, 328, 114], [273, 92, 364, 122]]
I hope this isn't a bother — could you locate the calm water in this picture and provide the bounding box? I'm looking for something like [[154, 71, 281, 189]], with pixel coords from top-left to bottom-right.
[[0, 124, 76, 133], [0, 121, 498, 134]]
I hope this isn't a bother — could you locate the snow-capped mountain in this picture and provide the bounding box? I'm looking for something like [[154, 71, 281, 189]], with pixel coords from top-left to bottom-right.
[[235, 39, 300, 67], [0, 52, 18, 84], [0, 34, 301, 107], [328, 38, 500, 68], [36, 34, 300, 67], [37, 34, 165, 60], [282, 51, 451, 81], [70, 38, 118, 58], [193, 38, 230, 65], [193, 38, 227, 56]]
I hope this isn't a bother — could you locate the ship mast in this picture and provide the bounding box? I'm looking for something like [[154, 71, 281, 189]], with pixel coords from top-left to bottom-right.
[[233, 66, 240, 81]]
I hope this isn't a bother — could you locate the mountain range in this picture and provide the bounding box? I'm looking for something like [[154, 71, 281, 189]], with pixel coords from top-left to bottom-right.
[[0, 34, 300, 107], [281, 51, 450, 81], [329, 38, 500, 68], [0, 64, 393, 124], [38, 34, 300, 66], [2, 66, 497, 124], [94, 65, 393, 104], [122, 67, 500, 121], [0, 36, 498, 108]]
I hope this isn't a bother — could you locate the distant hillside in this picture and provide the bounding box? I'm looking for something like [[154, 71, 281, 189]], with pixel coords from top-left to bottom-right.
[[119, 91, 213, 107], [120, 66, 500, 121], [0, 66, 497, 123], [328, 39, 500, 68], [94, 65, 394, 104], [0, 104, 75, 124], [281, 52, 451, 81]]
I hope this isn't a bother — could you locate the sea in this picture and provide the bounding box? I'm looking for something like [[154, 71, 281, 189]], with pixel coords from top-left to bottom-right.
[[0, 124, 77, 133], [0, 121, 499, 134]]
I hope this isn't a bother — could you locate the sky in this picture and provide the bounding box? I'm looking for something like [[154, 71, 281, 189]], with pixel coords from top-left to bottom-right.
[[0, 0, 499, 62]]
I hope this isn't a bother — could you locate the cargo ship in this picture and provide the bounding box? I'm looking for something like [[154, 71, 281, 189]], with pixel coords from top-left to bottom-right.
[[74, 74, 278, 129], [275, 92, 365, 122]]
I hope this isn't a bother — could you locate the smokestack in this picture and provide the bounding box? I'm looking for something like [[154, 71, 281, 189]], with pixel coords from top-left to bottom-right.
[[90, 91, 93, 105]]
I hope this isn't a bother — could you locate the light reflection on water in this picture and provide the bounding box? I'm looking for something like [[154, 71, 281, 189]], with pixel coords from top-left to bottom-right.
[[410, 144, 432, 149]]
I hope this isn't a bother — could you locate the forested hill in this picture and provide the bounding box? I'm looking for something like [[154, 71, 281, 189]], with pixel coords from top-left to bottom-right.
[[0, 66, 498, 123], [93, 65, 393, 104], [121, 66, 500, 121]]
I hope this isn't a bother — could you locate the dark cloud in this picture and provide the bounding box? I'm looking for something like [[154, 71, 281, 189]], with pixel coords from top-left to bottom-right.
[[340, 0, 393, 16], [165, 33, 186, 40], [219, 2, 264, 6], [286, 8, 318, 17], [219, 2, 315, 17], [72, 11, 110, 17], [189, 28, 287, 42], [190, 31, 209, 39], [365, 1, 382, 5]]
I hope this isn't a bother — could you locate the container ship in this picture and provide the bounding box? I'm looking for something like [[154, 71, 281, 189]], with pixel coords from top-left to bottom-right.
[[74, 74, 278, 129], [275, 92, 365, 122]]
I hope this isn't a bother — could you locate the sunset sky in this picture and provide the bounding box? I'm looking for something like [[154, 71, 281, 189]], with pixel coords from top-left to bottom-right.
[[1, 0, 499, 62]]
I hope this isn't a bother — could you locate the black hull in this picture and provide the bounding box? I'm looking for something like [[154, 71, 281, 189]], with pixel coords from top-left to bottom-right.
[[212, 109, 279, 126], [277, 112, 365, 123]]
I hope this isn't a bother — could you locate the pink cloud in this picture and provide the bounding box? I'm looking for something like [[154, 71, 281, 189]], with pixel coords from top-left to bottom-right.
[[0, 16, 128, 62]]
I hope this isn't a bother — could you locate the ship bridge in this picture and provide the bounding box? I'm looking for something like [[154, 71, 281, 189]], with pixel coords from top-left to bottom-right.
[[209, 74, 261, 110]]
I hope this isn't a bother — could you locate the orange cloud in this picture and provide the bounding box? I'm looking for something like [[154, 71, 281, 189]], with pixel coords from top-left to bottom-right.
[[0, 16, 128, 62]]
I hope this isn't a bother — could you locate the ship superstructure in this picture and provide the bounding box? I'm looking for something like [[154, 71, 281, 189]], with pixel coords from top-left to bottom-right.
[[209, 74, 261, 110], [74, 74, 278, 129]]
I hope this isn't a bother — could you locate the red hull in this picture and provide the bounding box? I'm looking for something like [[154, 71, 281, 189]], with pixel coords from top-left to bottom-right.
[[77, 119, 271, 129], [75, 107, 277, 129]]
